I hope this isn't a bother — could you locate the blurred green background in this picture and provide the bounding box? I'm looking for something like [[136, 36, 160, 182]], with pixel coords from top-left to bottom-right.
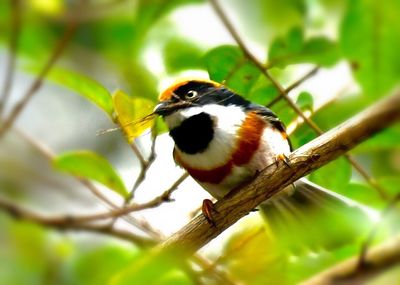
[[1, 0, 400, 284]]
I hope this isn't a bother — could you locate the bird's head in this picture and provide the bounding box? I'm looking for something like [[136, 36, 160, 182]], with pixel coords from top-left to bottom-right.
[[154, 79, 250, 130]]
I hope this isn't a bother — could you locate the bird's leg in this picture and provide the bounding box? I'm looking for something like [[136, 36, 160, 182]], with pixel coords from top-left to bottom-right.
[[276, 153, 292, 168], [202, 199, 218, 227]]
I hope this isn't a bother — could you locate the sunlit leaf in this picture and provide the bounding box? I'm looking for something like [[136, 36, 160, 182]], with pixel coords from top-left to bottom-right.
[[342, 183, 385, 209], [71, 245, 138, 285], [163, 37, 204, 73], [290, 125, 317, 149], [248, 84, 279, 105], [340, 0, 400, 98], [222, 224, 284, 285], [296, 91, 313, 111], [109, 250, 192, 285], [53, 150, 128, 198], [205, 45, 261, 95], [29, 67, 114, 116], [28, 0, 64, 16], [112, 90, 155, 142]]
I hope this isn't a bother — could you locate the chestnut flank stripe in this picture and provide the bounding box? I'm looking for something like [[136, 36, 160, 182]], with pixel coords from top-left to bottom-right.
[[174, 112, 266, 184]]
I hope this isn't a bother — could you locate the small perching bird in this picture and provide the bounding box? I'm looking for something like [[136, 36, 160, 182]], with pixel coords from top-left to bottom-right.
[[154, 79, 378, 253]]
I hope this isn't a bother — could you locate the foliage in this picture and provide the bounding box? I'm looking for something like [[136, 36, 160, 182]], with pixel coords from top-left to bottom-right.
[[53, 151, 128, 198]]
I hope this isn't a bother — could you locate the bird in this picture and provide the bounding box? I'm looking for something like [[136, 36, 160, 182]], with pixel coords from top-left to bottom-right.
[[154, 79, 378, 253]]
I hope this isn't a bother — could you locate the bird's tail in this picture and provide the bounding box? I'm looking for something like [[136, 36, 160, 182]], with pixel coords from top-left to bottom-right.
[[259, 178, 380, 255]]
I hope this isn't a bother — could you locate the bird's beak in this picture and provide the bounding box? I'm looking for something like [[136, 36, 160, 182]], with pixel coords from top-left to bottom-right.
[[153, 101, 174, 116], [154, 100, 191, 116]]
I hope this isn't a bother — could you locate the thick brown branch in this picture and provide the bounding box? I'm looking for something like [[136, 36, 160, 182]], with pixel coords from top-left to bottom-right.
[[160, 90, 400, 256]]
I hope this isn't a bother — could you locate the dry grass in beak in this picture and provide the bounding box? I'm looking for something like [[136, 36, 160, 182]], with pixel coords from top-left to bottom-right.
[[96, 112, 157, 136]]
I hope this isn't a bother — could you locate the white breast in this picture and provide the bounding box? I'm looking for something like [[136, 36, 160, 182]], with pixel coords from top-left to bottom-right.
[[201, 126, 291, 199], [166, 104, 246, 169]]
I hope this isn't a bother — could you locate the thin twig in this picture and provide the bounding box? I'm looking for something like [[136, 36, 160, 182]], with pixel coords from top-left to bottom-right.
[[286, 84, 351, 135], [285, 66, 320, 93], [0, 198, 154, 247], [0, 172, 188, 225], [301, 235, 400, 285], [128, 124, 158, 200], [267, 66, 320, 108], [130, 141, 147, 168], [222, 57, 247, 85], [357, 193, 400, 268], [209, 0, 389, 200], [0, 16, 79, 139], [0, 0, 21, 116], [15, 128, 115, 207]]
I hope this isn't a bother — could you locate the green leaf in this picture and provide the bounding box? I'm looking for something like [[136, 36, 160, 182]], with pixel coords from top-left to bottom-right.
[[309, 157, 351, 192], [71, 246, 138, 285], [36, 67, 114, 116], [248, 84, 279, 105], [268, 27, 340, 68], [205, 45, 261, 95], [53, 151, 128, 198], [109, 250, 192, 285], [290, 125, 317, 149], [163, 37, 204, 73], [112, 90, 155, 143], [377, 177, 400, 198], [354, 125, 400, 153], [340, 0, 400, 98], [287, 26, 304, 52], [296, 91, 313, 111], [342, 183, 384, 209], [312, 94, 370, 130]]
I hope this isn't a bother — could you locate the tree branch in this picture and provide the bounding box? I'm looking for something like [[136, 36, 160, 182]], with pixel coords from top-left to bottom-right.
[[0, 14, 79, 139], [0, 0, 21, 116], [301, 236, 400, 285], [160, 90, 400, 256], [0, 198, 154, 247], [267, 66, 320, 108]]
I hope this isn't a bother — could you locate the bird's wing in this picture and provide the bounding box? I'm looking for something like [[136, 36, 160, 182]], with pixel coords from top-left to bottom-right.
[[259, 178, 379, 255]]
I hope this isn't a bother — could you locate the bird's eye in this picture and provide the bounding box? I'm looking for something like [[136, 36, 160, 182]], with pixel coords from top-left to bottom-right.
[[186, 90, 198, 99]]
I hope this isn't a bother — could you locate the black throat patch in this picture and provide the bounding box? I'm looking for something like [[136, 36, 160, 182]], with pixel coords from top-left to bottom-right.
[[169, 112, 214, 155]]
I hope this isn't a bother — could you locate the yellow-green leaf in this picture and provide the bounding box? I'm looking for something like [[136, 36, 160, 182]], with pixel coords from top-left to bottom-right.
[[112, 90, 155, 143], [53, 151, 128, 198]]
